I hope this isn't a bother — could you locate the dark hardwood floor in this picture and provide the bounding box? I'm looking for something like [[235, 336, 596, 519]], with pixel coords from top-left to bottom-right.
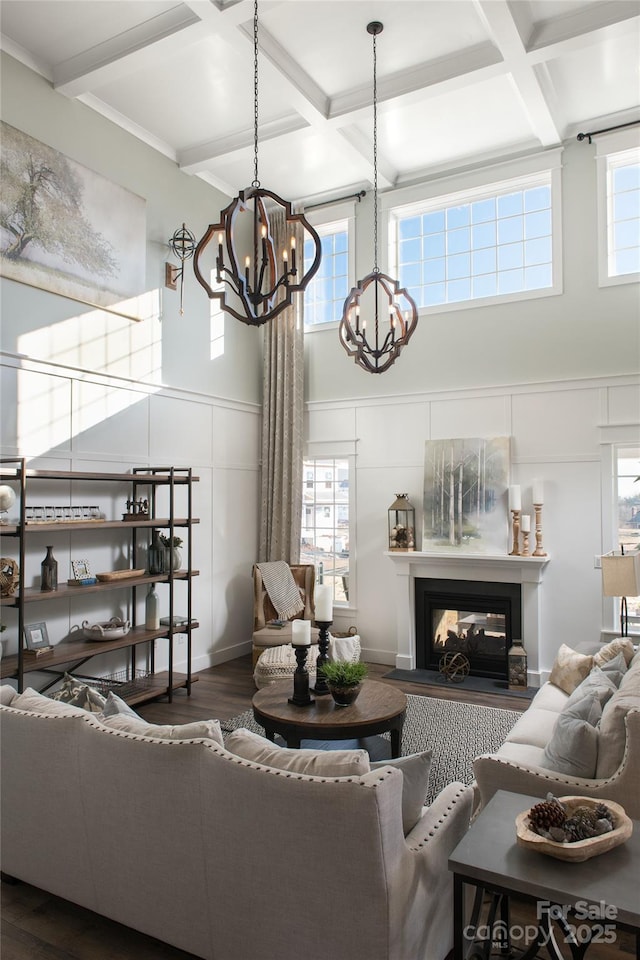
[[2, 657, 634, 959]]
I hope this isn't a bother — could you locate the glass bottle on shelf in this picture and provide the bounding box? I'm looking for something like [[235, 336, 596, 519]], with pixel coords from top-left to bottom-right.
[[40, 546, 58, 591], [148, 532, 165, 575]]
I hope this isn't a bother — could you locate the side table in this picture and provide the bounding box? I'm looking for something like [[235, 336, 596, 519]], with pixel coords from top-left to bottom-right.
[[449, 790, 639, 960]]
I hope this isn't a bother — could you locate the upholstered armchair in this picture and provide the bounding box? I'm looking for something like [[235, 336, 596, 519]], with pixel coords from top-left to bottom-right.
[[252, 563, 320, 666]]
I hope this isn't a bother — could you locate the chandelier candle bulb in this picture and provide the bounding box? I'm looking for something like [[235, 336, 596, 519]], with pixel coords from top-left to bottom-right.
[[291, 619, 311, 646], [509, 485, 521, 511], [315, 584, 333, 622], [533, 480, 544, 504]]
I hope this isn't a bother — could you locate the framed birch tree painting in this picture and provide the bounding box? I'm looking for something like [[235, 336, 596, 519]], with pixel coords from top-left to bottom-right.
[[423, 437, 510, 553], [0, 122, 146, 319]]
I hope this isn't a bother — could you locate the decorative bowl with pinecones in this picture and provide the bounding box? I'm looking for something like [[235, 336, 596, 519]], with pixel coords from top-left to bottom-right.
[[516, 795, 633, 862]]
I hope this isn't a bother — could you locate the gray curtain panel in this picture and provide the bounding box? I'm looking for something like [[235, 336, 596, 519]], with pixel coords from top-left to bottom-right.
[[258, 210, 304, 563]]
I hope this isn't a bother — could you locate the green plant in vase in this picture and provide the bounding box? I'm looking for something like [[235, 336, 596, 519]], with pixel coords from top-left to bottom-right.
[[159, 534, 183, 571], [320, 660, 367, 707]]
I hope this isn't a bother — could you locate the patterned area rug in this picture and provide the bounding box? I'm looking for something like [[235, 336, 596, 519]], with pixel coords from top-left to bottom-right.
[[221, 693, 521, 806]]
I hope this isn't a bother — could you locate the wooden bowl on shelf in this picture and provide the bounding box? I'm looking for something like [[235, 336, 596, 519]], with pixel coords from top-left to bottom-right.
[[515, 796, 632, 862]]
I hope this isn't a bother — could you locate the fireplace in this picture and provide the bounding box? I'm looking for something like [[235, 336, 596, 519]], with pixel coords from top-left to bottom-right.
[[415, 578, 522, 680]]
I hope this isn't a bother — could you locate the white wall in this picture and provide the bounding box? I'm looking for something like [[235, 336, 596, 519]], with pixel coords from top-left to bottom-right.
[[307, 140, 640, 679], [0, 53, 262, 674]]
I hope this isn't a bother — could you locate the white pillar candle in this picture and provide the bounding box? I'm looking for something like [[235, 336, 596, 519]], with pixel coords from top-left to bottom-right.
[[521, 514, 531, 533], [533, 479, 544, 504], [315, 584, 333, 622], [291, 619, 311, 646], [508, 485, 521, 511]]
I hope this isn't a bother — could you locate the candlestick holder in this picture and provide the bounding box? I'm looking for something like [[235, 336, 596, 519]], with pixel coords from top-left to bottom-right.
[[532, 503, 547, 557], [312, 621, 332, 694], [522, 528, 531, 556], [288, 644, 315, 706], [509, 510, 521, 556]]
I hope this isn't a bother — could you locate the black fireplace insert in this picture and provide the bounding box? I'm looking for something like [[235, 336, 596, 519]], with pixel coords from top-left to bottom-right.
[[415, 578, 522, 680]]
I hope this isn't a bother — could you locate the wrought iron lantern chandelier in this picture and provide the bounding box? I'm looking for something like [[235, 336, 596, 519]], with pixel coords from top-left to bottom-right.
[[339, 22, 418, 373], [193, 0, 322, 326]]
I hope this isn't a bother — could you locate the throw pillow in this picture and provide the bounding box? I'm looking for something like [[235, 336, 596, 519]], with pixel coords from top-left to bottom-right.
[[564, 666, 618, 711], [597, 651, 628, 688], [100, 713, 224, 745], [593, 638, 635, 668], [225, 727, 370, 777], [99, 690, 141, 719], [13, 687, 89, 717], [596, 659, 640, 778], [48, 673, 106, 713], [548, 644, 594, 695], [371, 751, 432, 835], [541, 694, 602, 778]]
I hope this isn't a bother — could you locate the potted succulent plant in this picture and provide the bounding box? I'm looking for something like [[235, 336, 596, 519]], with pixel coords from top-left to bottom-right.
[[320, 659, 368, 707], [159, 534, 183, 571]]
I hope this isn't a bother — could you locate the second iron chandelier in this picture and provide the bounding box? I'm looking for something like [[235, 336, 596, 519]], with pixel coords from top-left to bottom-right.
[[339, 22, 418, 373]]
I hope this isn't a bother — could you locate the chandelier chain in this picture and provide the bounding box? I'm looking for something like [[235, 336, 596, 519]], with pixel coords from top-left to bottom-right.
[[252, 0, 260, 188], [372, 29, 379, 274]]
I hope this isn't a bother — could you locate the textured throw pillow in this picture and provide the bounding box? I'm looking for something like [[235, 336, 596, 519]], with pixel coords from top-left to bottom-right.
[[596, 659, 640, 778], [597, 651, 628, 688], [564, 666, 618, 711], [548, 644, 594, 695], [541, 694, 602, 778], [100, 712, 224, 745], [13, 687, 88, 717], [99, 690, 141, 720], [371, 751, 432, 835], [225, 727, 370, 777], [49, 673, 106, 713], [593, 638, 635, 669]]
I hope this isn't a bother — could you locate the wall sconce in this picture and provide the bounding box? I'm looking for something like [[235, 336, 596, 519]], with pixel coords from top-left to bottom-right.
[[165, 223, 196, 315]]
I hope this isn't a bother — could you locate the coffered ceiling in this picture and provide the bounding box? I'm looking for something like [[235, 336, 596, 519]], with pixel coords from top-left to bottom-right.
[[1, 0, 639, 204]]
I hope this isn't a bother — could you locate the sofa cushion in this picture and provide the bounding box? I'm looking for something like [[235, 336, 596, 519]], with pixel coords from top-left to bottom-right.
[[548, 644, 594, 695], [564, 666, 618, 710], [528, 682, 569, 713], [49, 672, 106, 713], [100, 712, 224, 745], [99, 690, 141, 719], [504, 708, 560, 748], [225, 727, 370, 777], [0, 685, 17, 706], [541, 694, 601, 778], [371, 751, 432, 835], [593, 638, 635, 668], [596, 659, 640, 778], [12, 687, 88, 717], [495, 741, 548, 767]]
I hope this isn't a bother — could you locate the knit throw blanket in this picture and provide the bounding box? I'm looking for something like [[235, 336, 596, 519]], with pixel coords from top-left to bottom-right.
[[257, 561, 304, 621]]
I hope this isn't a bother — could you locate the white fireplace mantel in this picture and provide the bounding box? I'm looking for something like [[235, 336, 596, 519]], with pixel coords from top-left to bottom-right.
[[385, 551, 550, 681]]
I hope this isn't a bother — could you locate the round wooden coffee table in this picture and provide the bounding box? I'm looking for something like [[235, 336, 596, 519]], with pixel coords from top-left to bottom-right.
[[252, 679, 407, 757]]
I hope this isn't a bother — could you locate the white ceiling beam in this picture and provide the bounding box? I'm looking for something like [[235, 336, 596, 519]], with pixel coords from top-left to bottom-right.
[[474, 0, 562, 146], [178, 115, 309, 172], [338, 126, 395, 191], [53, 7, 206, 97], [527, 1, 640, 53]]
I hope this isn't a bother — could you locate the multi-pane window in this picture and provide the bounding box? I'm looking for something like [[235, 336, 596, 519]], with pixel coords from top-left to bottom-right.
[[301, 458, 350, 606], [304, 220, 349, 326], [606, 148, 640, 278], [616, 446, 640, 628], [391, 172, 555, 308]]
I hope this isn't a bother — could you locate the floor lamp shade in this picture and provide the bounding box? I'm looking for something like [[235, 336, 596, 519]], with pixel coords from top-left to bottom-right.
[[601, 552, 640, 598]]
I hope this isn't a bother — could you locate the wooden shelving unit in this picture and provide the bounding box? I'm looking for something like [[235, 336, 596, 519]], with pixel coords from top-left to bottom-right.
[[0, 460, 199, 704]]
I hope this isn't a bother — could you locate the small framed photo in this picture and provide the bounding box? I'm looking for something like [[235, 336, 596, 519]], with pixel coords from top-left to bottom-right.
[[71, 559, 92, 581], [24, 621, 51, 651]]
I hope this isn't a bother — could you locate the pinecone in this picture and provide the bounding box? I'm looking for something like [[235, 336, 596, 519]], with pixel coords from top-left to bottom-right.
[[529, 798, 566, 832], [594, 802, 613, 824], [570, 806, 598, 829], [564, 817, 596, 842]]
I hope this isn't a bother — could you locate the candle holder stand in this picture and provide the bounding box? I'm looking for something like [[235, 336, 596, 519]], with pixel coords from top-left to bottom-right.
[[532, 503, 547, 557], [312, 621, 332, 695], [288, 644, 315, 706], [509, 510, 521, 556], [522, 529, 531, 556]]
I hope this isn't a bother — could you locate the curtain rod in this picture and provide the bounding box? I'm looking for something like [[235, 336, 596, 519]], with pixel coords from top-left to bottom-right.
[[304, 190, 366, 212], [577, 119, 640, 144]]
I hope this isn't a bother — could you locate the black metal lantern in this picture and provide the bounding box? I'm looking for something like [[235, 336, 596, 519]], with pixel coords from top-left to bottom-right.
[[388, 494, 415, 551], [508, 640, 528, 690]]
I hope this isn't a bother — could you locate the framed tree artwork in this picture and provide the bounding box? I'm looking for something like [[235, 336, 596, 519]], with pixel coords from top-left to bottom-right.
[[0, 122, 146, 320], [423, 437, 511, 554]]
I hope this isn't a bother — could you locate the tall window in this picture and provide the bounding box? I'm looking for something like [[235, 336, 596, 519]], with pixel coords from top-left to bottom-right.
[[390, 168, 560, 310], [301, 457, 350, 606], [615, 446, 640, 629], [606, 148, 640, 279], [304, 219, 349, 326]]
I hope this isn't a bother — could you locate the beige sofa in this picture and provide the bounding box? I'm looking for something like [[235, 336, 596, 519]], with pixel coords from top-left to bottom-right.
[[0, 685, 473, 960], [473, 641, 640, 818]]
